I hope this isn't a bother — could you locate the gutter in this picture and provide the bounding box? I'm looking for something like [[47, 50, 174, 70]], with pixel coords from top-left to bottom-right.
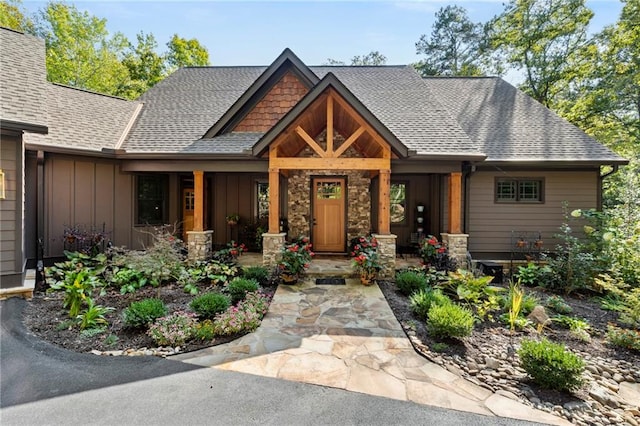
[[598, 164, 620, 210], [462, 162, 477, 235]]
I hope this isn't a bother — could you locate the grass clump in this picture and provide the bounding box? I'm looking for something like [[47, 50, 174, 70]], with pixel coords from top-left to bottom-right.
[[518, 338, 585, 391], [243, 266, 270, 286], [396, 270, 427, 296], [227, 277, 259, 304], [190, 292, 231, 319], [427, 303, 474, 339], [123, 298, 167, 328]]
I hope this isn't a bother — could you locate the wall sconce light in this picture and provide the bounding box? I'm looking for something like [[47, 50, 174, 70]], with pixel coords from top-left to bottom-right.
[[0, 169, 5, 200]]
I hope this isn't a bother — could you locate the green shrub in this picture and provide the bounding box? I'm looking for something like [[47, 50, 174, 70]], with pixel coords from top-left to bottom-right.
[[410, 288, 451, 320], [518, 338, 585, 391], [396, 270, 427, 296], [147, 311, 197, 346], [227, 277, 259, 304], [427, 303, 474, 339], [213, 292, 270, 335], [607, 325, 640, 352], [546, 295, 573, 314], [516, 263, 552, 287], [190, 292, 231, 319], [441, 269, 504, 320], [243, 266, 270, 285], [123, 298, 167, 328]]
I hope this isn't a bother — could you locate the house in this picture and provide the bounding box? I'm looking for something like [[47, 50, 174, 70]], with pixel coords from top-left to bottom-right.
[[0, 27, 627, 286]]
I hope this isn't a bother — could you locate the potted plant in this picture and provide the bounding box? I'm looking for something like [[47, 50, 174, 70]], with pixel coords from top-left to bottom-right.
[[418, 235, 447, 268], [351, 236, 381, 285], [277, 237, 314, 284], [226, 213, 240, 226]]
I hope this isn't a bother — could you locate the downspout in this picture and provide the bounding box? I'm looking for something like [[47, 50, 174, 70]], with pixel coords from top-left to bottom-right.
[[598, 165, 619, 210], [462, 162, 476, 234], [36, 150, 45, 289]]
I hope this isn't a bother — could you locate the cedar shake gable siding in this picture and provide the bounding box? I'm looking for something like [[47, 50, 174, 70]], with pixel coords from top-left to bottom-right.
[[233, 71, 310, 132]]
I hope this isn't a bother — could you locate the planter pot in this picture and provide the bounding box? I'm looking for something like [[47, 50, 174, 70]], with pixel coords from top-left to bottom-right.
[[360, 270, 377, 286], [417, 217, 424, 223], [417, 205, 425, 213], [281, 272, 299, 285], [227, 220, 238, 226]]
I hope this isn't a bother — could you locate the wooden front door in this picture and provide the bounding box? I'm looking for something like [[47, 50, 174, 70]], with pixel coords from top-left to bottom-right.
[[312, 177, 346, 252], [182, 188, 195, 241]]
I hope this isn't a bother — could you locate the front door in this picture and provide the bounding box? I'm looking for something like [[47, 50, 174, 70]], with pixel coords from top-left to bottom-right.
[[182, 188, 195, 241], [312, 177, 346, 252]]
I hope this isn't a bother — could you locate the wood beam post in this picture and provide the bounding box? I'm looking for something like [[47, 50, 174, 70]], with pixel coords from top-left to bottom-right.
[[327, 95, 334, 154], [378, 169, 391, 234], [268, 168, 280, 233], [193, 170, 204, 232], [448, 172, 462, 234]]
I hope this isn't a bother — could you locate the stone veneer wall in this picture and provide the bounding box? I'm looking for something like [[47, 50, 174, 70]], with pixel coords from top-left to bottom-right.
[[287, 132, 371, 245]]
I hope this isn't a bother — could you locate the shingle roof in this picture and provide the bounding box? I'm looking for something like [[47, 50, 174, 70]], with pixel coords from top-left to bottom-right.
[[0, 28, 47, 132], [24, 84, 141, 152], [425, 77, 626, 163]]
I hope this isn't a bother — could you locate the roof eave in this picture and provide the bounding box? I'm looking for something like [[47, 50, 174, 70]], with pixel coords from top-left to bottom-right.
[[481, 158, 629, 167], [1, 119, 48, 134]]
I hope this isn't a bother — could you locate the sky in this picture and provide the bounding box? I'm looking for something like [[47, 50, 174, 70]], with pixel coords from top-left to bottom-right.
[[22, 0, 624, 67]]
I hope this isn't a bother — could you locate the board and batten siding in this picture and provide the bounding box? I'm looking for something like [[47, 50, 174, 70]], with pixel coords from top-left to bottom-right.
[[43, 155, 141, 257], [467, 170, 599, 255], [0, 135, 24, 280]]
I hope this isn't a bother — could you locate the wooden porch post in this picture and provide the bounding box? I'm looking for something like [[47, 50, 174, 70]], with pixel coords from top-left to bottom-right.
[[448, 172, 462, 234], [268, 168, 280, 233], [378, 169, 391, 234], [193, 170, 204, 232]]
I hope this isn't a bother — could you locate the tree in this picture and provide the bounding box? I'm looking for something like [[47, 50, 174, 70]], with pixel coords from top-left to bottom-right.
[[350, 51, 387, 66], [488, 0, 593, 107], [34, 2, 130, 96], [324, 51, 388, 66], [121, 32, 166, 98], [0, 0, 33, 32], [415, 5, 486, 76], [165, 34, 210, 70]]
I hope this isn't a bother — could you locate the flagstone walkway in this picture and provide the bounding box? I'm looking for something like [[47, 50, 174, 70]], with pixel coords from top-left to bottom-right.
[[173, 277, 568, 425]]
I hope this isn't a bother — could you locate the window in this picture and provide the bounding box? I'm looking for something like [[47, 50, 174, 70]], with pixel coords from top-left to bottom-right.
[[136, 175, 168, 224], [390, 182, 407, 223], [495, 178, 544, 203], [257, 182, 269, 219]]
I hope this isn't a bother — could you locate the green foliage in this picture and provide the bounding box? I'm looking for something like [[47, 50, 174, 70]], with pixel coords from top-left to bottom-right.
[[103, 334, 119, 347], [507, 280, 524, 333], [545, 295, 573, 314], [190, 292, 231, 320], [518, 338, 585, 391], [147, 311, 198, 346], [123, 298, 167, 328], [488, 0, 594, 107], [418, 235, 457, 271], [227, 277, 259, 304], [165, 34, 210, 71], [194, 319, 216, 341], [516, 263, 552, 287], [121, 31, 165, 98], [396, 270, 428, 296], [595, 273, 640, 328], [109, 266, 149, 294], [415, 5, 486, 76], [430, 342, 449, 352], [410, 288, 451, 320], [427, 303, 475, 339], [243, 266, 269, 286], [606, 325, 640, 352], [80, 326, 106, 338], [552, 315, 591, 342], [46, 251, 108, 285], [0, 0, 34, 32], [212, 292, 270, 336], [350, 51, 387, 65], [499, 313, 532, 330], [77, 299, 113, 330], [48, 268, 103, 318], [278, 237, 314, 276], [440, 269, 504, 320]]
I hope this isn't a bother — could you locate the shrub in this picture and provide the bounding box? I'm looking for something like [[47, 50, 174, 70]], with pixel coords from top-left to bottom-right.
[[190, 292, 231, 319], [396, 270, 427, 296], [48, 268, 103, 318], [516, 263, 552, 287], [213, 292, 270, 336], [441, 269, 504, 320], [194, 319, 216, 341], [607, 325, 640, 352], [410, 288, 451, 320], [109, 266, 149, 294], [518, 338, 585, 391], [227, 277, 259, 304], [243, 266, 269, 285], [123, 298, 167, 328], [545, 295, 573, 314], [147, 311, 198, 346], [427, 303, 475, 339]]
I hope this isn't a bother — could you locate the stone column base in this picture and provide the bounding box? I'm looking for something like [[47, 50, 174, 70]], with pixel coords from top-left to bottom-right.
[[187, 230, 214, 262], [262, 232, 286, 267], [441, 233, 469, 269], [372, 234, 397, 280]]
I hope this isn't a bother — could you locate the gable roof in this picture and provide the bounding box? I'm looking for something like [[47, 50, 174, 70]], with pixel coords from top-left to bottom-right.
[[426, 77, 626, 164], [0, 28, 48, 134], [24, 84, 142, 153]]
